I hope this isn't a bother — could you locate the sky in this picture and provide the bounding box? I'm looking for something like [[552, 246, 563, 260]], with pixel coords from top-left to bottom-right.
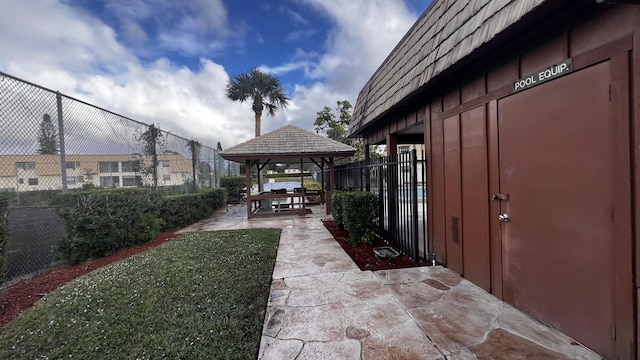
[[0, 0, 431, 150]]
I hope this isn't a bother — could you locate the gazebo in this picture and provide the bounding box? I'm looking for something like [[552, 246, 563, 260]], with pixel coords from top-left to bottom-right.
[[220, 125, 356, 218]]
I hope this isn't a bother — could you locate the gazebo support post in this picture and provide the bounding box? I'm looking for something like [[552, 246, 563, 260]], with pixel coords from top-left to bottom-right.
[[321, 158, 325, 204], [327, 157, 334, 215], [246, 160, 253, 219], [300, 158, 306, 214]]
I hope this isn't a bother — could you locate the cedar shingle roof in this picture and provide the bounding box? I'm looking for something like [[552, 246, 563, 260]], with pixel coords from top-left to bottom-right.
[[349, 0, 547, 135], [220, 125, 356, 163]]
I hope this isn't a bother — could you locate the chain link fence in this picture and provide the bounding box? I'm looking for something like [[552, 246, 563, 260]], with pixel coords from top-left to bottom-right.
[[1, 71, 239, 284]]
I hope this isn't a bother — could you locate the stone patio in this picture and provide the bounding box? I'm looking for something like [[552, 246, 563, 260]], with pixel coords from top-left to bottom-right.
[[178, 204, 602, 359]]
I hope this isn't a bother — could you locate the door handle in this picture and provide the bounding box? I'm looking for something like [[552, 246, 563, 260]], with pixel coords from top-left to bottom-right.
[[498, 213, 510, 222]]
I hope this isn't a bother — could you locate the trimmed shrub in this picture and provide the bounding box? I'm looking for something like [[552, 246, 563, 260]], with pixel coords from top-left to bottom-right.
[[342, 191, 379, 245], [220, 176, 245, 200], [331, 191, 346, 229], [158, 189, 226, 230], [5, 189, 60, 206], [304, 181, 322, 203], [53, 188, 164, 264], [53, 187, 227, 264], [0, 195, 8, 288]]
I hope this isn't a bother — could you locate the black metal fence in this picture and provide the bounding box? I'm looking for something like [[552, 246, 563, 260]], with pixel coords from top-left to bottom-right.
[[332, 149, 428, 261], [0, 71, 240, 285]]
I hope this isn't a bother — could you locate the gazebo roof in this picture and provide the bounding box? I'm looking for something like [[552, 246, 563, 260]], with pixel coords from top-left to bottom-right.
[[220, 125, 356, 163]]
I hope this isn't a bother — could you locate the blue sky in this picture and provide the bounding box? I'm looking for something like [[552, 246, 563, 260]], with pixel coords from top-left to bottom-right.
[[0, 0, 431, 148]]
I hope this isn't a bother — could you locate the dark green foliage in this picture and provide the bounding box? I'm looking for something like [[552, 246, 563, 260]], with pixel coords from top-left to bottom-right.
[[53, 188, 164, 264], [331, 191, 345, 229], [0, 195, 8, 289], [186, 139, 201, 193], [158, 189, 226, 230], [341, 191, 379, 245], [226, 68, 289, 137], [52, 188, 227, 265], [36, 113, 59, 155], [220, 175, 245, 198], [5, 189, 60, 206]]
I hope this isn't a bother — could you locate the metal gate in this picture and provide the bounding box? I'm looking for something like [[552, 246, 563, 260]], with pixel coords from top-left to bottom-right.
[[332, 149, 428, 261]]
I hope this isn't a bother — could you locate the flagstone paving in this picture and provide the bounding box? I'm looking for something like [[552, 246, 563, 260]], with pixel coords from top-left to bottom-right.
[[178, 205, 603, 359]]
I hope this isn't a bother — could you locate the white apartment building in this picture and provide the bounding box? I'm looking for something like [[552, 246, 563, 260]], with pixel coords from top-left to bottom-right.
[[0, 154, 193, 191]]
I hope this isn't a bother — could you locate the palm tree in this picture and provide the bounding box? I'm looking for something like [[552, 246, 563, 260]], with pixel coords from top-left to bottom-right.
[[225, 68, 289, 137]]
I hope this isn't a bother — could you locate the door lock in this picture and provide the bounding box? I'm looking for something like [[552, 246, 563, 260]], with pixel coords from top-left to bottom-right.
[[498, 213, 510, 222], [491, 193, 509, 201]]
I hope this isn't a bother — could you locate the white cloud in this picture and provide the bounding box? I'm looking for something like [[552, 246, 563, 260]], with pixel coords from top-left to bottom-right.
[[260, 0, 421, 135], [0, 0, 422, 152], [297, 0, 418, 92]]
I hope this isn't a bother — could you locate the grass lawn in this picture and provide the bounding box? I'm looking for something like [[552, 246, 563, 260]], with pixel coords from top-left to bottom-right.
[[0, 229, 281, 360]]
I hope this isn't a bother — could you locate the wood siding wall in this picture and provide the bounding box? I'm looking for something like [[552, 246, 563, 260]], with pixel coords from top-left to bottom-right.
[[360, 5, 640, 358]]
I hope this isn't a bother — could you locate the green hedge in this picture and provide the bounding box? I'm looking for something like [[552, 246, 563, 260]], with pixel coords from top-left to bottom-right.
[[52, 188, 227, 265], [4, 189, 60, 207], [331, 191, 346, 229], [158, 189, 226, 230], [0, 195, 8, 289], [53, 188, 164, 264], [220, 176, 245, 198], [342, 191, 379, 245]]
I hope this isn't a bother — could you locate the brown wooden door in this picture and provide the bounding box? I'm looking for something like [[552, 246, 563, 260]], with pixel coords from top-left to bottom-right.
[[498, 61, 618, 358]]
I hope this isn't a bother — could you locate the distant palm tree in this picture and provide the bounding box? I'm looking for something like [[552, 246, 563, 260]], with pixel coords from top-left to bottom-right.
[[225, 68, 289, 137]]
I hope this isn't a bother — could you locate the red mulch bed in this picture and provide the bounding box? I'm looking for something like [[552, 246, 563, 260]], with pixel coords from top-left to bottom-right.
[[0, 232, 180, 329], [322, 219, 429, 271]]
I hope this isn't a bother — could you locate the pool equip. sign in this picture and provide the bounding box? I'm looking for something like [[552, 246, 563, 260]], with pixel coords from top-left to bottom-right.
[[513, 59, 573, 92]]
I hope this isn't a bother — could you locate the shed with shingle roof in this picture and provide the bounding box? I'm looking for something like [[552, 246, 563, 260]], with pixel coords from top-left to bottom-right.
[[220, 125, 356, 218], [345, 0, 640, 357]]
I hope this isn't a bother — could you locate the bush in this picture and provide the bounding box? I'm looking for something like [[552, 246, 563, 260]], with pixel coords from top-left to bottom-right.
[[52, 188, 228, 265], [331, 191, 346, 229], [220, 176, 244, 199], [53, 188, 164, 264], [342, 191, 379, 245], [305, 181, 322, 203], [158, 189, 226, 230], [4, 189, 60, 206], [0, 195, 8, 289]]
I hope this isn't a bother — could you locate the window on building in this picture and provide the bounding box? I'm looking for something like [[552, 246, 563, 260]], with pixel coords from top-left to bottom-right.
[[122, 176, 142, 187], [16, 162, 36, 170], [99, 161, 119, 173], [121, 160, 140, 173], [161, 160, 170, 167], [28, 178, 38, 186], [66, 161, 81, 170], [18, 178, 24, 184], [399, 145, 410, 153], [162, 174, 171, 182], [100, 176, 120, 187]]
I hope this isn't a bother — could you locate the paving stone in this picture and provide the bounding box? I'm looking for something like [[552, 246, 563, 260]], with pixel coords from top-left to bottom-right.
[[386, 280, 445, 309], [258, 337, 303, 360], [297, 340, 361, 360], [362, 319, 444, 360], [277, 304, 346, 342], [470, 328, 573, 360]]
